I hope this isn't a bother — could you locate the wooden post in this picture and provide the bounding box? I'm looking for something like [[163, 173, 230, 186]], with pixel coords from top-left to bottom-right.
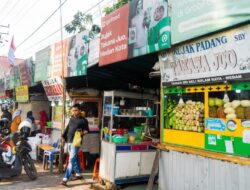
[[146, 149, 161, 190]]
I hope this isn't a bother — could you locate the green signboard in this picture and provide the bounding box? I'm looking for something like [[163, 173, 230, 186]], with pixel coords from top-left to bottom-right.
[[171, 0, 250, 44], [128, 0, 170, 58], [35, 46, 51, 82]]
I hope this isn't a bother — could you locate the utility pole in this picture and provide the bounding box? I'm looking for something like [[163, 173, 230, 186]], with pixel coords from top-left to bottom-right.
[[58, 0, 66, 174]]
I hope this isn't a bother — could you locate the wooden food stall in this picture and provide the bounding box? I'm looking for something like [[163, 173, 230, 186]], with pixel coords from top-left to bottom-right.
[[159, 23, 250, 189], [72, 91, 102, 156]]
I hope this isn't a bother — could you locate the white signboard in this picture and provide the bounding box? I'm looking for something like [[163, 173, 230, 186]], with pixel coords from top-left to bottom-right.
[[42, 77, 63, 101], [159, 24, 250, 86], [88, 37, 100, 67]]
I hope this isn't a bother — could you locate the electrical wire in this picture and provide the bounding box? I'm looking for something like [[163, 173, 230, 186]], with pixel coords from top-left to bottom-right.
[[17, 0, 109, 54], [16, 0, 69, 48], [0, 0, 21, 23], [11, 0, 41, 27], [0, 0, 11, 19]]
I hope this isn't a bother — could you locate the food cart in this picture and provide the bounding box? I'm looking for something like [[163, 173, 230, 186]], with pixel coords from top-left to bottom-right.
[[99, 90, 158, 186]]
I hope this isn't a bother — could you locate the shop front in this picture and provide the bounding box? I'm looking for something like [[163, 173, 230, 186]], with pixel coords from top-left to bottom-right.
[[159, 24, 250, 189]]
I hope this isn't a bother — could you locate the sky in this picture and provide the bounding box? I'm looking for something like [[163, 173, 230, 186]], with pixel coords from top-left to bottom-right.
[[0, 0, 115, 59]]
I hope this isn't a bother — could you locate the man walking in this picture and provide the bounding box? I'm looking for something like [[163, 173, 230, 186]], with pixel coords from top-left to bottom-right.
[[60, 103, 89, 186]]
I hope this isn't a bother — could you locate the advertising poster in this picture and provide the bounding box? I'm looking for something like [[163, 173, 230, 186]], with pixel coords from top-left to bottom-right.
[[35, 46, 51, 82], [171, 0, 250, 44], [67, 31, 89, 77], [15, 85, 29, 102], [25, 57, 36, 86], [159, 24, 250, 86], [19, 61, 30, 86], [42, 77, 63, 101], [7, 66, 22, 89], [52, 106, 63, 129], [52, 38, 70, 77], [0, 79, 5, 93], [0, 56, 24, 79], [128, 0, 170, 58], [88, 37, 100, 67], [99, 4, 129, 66]]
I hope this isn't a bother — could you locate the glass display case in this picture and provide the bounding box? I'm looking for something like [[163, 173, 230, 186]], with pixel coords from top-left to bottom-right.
[[162, 82, 250, 157]]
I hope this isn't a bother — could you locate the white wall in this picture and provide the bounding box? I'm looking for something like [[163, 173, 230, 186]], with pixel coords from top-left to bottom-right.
[[18, 101, 50, 121]]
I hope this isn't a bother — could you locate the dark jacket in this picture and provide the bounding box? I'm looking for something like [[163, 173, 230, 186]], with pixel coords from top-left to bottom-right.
[[1, 110, 12, 121], [62, 116, 89, 143]]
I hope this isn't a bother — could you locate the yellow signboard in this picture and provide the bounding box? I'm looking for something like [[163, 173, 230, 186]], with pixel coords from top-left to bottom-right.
[[15, 85, 29, 102]]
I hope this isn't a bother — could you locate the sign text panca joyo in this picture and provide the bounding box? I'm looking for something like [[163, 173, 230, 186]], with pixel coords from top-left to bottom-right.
[[160, 24, 250, 86]]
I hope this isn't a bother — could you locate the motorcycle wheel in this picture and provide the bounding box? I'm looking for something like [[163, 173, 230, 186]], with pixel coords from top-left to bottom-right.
[[23, 153, 37, 180]]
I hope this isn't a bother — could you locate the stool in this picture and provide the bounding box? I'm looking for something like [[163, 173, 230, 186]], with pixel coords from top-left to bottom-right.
[[65, 150, 85, 172], [92, 158, 100, 180], [43, 148, 60, 173]]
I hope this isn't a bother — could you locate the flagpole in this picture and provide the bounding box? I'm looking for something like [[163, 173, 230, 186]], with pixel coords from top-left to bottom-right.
[[8, 36, 16, 110]]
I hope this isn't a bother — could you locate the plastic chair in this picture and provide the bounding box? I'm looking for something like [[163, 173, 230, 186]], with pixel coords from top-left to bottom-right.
[[92, 158, 100, 180], [42, 139, 60, 173], [65, 149, 85, 172]]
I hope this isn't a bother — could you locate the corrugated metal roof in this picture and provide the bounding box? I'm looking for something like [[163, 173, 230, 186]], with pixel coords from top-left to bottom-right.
[[159, 150, 250, 190]]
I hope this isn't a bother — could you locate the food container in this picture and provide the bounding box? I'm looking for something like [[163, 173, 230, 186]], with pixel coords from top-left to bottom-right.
[[134, 126, 143, 140], [129, 135, 135, 142], [113, 106, 119, 115], [116, 128, 123, 135], [112, 135, 128, 143]]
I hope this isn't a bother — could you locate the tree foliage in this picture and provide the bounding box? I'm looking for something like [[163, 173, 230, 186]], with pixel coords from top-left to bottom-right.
[[103, 0, 130, 15], [65, 0, 130, 36], [65, 11, 94, 34]]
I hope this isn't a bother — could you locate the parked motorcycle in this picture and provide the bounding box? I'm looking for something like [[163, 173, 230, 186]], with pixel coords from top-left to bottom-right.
[[0, 119, 37, 180]]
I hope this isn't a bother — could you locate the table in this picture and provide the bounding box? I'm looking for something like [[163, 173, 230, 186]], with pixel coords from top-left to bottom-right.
[[36, 144, 54, 161]]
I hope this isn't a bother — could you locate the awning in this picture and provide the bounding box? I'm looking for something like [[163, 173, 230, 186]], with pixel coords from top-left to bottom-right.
[[66, 53, 160, 91]]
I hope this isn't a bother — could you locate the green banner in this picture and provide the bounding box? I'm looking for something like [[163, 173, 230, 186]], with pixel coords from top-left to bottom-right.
[[171, 0, 250, 44], [5, 66, 21, 90], [0, 78, 4, 92], [128, 0, 170, 58], [35, 46, 51, 82], [67, 31, 89, 77], [25, 58, 36, 86]]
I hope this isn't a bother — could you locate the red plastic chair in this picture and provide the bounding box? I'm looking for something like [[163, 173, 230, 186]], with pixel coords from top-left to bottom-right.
[[92, 158, 100, 180], [65, 150, 85, 172]]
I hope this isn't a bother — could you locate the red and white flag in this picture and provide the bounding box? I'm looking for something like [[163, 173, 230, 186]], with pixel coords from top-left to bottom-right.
[[8, 36, 15, 66]]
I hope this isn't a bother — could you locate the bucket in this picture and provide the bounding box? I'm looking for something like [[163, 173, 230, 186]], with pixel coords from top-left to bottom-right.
[[113, 106, 119, 115], [47, 121, 52, 128], [116, 128, 123, 135]]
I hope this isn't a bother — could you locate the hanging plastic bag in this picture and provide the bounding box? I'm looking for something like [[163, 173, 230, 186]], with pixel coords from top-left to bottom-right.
[[72, 131, 82, 147]]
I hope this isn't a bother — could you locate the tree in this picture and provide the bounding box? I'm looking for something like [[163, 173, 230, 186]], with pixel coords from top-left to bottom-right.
[[65, 11, 93, 34], [103, 0, 130, 15]]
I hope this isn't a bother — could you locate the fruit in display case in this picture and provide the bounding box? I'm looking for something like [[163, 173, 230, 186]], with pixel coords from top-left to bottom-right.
[[209, 98, 224, 118], [217, 106, 226, 118], [168, 100, 205, 132], [245, 107, 250, 119], [223, 100, 250, 119], [164, 99, 177, 129], [235, 106, 245, 119], [209, 97, 250, 119]]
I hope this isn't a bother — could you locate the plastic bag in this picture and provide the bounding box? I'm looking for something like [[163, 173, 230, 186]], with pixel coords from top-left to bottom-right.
[[42, 135, 52, 145], [72, 131, 81, 147]]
